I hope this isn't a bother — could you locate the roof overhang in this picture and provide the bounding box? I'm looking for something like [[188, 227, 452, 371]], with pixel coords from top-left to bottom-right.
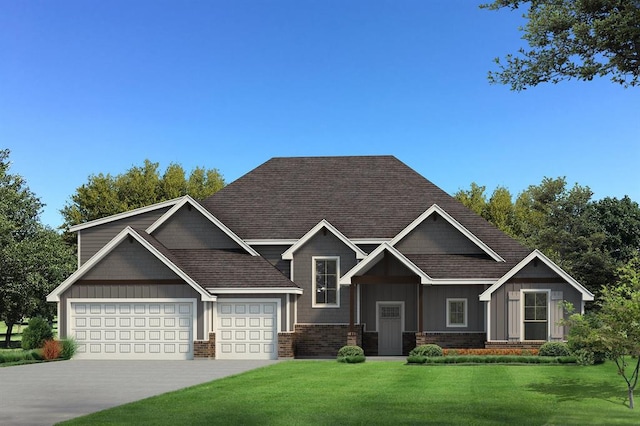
[[47, 227, 216, 302], [479, 249, 595, 302], [282, 219, 367, 260], [206, 287, 303, 295]]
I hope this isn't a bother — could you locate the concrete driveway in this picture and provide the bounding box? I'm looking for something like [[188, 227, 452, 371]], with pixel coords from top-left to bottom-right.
[[0, 359, 279, 426]]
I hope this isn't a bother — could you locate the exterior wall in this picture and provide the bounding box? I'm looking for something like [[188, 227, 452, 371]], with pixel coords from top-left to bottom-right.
[[416, 332, 486, 348], [490, 281, 582, 341], [294, 324, 359, 357], [395, 215, 484, 255], [79, 207, 171, 265], [360, 283, 418, 332], [293, 232, 358, 323], [194, 332, 216, 358], [59, 282, 205, 340], [422, 285, 486, 332], [152, 205, 242, 250], [278, 332, 295, 357], [253, 245, 291, 278], [81, 240, 181, 281]]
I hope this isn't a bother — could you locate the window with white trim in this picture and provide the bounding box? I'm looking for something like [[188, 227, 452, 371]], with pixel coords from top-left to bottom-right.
[[523, 291, 548, 340], [313, 257, 339, 307], [446, 298, 467, 327]]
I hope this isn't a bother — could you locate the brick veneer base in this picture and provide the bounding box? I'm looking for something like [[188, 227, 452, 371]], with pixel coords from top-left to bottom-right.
[[294, 324, 363, 357], [415, 332, 486, 349], [194, 332, 215, 358], [278, 332, 295, 358]]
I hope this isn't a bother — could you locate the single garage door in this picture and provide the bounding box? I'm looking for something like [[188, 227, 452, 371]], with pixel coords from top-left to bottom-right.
[[70, 300, 195, 360], [216, 301, 278, 360]]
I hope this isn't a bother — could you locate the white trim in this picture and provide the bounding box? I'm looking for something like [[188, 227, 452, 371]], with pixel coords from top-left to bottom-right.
[[77, 231, 82, 267], [339, 243, 431, 285], [423, 330, 486, 334], [281, 220, 367, 260], [389, 204, 505, 263], [145, 195, 259, 256], [486, 300, 491, 341], [351, 238, 391, 245], [520, 289, 551, 342], [47, 227, 216, 302], [431, 278, 497, 285], [479, 250, 594, 301], [286, 294, 290, 332], [244, 239, 298, 246], [312, 256, 341, 308], [446, 298, 468, 328], [375, 301, 405, 333], [68, 197, 184, 232], [205, 287, 303, 295]]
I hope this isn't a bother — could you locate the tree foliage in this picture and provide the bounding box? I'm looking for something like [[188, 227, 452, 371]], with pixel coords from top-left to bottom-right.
[[61, 160, 225, 231], [0, 149, 75, 347], [482, 0, 640, 90], [455, 177, 640, 295]]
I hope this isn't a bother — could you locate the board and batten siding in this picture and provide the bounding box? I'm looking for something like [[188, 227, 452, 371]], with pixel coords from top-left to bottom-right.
[[79, 207, 172, 265], [422, 285, 486, 331], [253, 245, 291, 279], [60, 282, 205, 340], [361, 283, 418, 332], [152, 205, 242, 250], [395, 215, 485, 255], [293, 232, 357, 324]]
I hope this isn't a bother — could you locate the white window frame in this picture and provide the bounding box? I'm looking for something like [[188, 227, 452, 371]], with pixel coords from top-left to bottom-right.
[[521, 289, 550, 341], [312, 256, 340, 308], [446, 298, 467, 328]]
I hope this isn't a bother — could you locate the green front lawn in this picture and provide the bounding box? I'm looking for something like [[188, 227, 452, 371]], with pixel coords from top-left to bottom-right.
[[61, 361, 638, 425]]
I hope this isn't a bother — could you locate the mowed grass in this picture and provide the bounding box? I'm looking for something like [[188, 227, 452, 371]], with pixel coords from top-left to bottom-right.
[[61, 361, 639, 425]]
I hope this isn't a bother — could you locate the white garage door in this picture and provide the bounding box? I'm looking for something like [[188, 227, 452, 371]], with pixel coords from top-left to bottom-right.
[[70, 300, 195, 360], [216, 301, 278, 360]]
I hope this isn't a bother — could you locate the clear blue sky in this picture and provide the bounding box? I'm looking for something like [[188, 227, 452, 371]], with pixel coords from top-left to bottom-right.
[[2, 1, 638, 229]]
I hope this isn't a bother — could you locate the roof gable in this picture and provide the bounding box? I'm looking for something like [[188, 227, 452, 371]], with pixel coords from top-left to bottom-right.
[[281, 219, 367, 260], [47, 227, 215, 302], [479, 250, 594, 301]]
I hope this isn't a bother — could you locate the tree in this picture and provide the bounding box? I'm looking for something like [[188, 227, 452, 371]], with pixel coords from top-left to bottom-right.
[[482, 0, 640, 90], [0, 149, 75, 346], [61, 160, 225, 231]]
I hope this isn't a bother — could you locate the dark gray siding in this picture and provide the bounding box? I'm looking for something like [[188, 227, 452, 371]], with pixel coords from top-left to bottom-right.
[[490, 281, 582, 341], [423, 285, 486, 332], [152, 205, 242, 250], [253, 245, 291, 278], [395, 215, 484, 255], [216, 294, 291, 331], [361, 283, 418, 332], [293, 232, 357, 323], [60, 282, 204, 340], [82, 240, 180, 281], [79, 207, 172, 265]]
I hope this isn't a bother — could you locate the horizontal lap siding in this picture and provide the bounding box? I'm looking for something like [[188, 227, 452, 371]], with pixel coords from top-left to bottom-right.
[[60, 282, 205, 340], [423, 285, 486, 331], [253, 245, 291, 278], [79, 208, 171, 265]]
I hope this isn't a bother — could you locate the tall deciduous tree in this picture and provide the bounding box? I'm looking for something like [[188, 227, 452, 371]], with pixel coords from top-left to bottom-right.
[[482, 0, 640, 90], [61, 160, 225, 231], [0, 149, 75, 346]]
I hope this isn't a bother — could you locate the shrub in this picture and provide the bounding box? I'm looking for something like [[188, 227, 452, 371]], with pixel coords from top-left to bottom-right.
[[538, 342, 571, 357], [573, 348, 596, 366], [406, 355, 427, 364], [42, 340, 62, 360], [0, 350, 40, 364], [442, 348, 539, 356], [60, 338, 77, 360], [21, 317, 54, 350], [337, 345, 365, 363], [410, 344, 443, 357]]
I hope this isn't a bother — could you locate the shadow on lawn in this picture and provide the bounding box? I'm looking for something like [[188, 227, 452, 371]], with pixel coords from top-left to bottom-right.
[[526, 376, 629, 408]]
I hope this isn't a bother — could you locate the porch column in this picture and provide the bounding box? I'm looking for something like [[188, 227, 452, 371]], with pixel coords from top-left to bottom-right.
[[349, 283, 355, 332], [418, 283, 424, 332]]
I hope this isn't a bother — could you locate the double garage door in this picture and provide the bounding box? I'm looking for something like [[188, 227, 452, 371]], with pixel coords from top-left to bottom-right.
[[216, 301, 278, 360], [70, 300, 195, 360]]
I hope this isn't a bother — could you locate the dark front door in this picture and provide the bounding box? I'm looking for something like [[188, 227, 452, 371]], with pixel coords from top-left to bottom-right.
[[378, 303, 402, 355]]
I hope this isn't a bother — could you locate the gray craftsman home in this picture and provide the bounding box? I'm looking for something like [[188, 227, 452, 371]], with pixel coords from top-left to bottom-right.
[[47, 156, 593, 359]]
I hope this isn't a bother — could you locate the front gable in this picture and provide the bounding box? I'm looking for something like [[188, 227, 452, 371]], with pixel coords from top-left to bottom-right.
[[281, 220, 367, 261]]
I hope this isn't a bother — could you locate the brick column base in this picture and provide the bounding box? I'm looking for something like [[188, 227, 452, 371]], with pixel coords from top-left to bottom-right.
[[278, 332, 295, 358], [194, 332, 215, 358]]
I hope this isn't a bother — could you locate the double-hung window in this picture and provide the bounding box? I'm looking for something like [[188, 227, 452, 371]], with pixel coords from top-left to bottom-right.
[[446, 298, 467, 327], [313, 257, 339, 307], [523, 291, 548, 340]]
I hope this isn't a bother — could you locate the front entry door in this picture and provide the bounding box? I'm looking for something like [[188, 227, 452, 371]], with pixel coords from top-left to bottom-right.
[[378, 303, 402, 356]]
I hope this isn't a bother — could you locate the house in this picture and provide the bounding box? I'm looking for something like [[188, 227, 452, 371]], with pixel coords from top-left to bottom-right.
[[47, 156, 594, 360]]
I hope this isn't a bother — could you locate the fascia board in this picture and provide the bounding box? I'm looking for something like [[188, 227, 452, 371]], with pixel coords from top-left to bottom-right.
[[390, 204, 505, 263], [479, 250, 594, 301], [205, 287, 304, 295], [68, 197, 184, 232], [281, 219, 367, 260], [146, 195, 259, 257]]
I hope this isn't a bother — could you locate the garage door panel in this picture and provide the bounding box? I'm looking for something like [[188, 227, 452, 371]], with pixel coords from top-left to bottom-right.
[[216, 301, 277, 360], [70, 301, 194, 360]]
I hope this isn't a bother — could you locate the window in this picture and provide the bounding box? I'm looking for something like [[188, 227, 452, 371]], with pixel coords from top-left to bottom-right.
[[523, 292, 548, 340], [313, 257, 339, 307], [446, 298, 467, 327]]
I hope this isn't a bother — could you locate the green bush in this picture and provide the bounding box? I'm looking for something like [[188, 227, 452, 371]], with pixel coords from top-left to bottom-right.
[[406, 355, 427, 364], [407, 355, 576, 365], [21, 317, 53, 350], [337, 345, 365, 363], [410, 344, 443, 357], [0, 349, 41, 364], [60, 338, 77, 360], [538, 342, 571, 357]]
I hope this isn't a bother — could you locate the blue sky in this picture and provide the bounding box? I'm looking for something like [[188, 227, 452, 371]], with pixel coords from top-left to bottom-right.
[[2, 1, 638, 229]]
